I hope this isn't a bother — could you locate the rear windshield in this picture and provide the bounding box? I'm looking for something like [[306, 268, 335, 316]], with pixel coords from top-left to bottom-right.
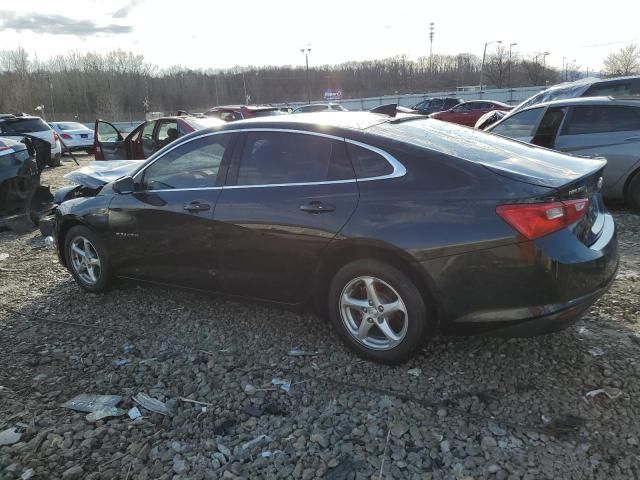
[[1, 118, 50, 133], [54, 122, 88, 131]]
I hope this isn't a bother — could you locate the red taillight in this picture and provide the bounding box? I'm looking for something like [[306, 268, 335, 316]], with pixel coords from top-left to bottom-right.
[[53, 131, 59, 141], [60, 133, 72, 140], [496, 199, 589, 240]]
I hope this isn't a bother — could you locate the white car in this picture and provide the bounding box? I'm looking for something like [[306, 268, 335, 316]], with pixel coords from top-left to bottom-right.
[[0, 114, 61, 167], [50, 121, 94, 154]]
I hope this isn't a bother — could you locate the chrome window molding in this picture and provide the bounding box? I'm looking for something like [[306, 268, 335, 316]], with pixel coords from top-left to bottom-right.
[[134, 128, 406, 192]]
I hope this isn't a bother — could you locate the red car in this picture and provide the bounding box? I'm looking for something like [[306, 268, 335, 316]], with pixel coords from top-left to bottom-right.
[[429, 100, 512, 127]]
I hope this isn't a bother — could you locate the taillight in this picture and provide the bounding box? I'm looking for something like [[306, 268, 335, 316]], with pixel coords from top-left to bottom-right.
[[53, 131, 59, 141], [496, 199, 589, 240], [60, 133, 72, 140]]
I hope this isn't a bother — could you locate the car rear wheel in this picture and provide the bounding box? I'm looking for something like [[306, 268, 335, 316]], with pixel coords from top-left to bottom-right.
[[48, 153, 61, 167], [328, 260, 433, 364], [64, 225, 112, 293], [627, 171, 640, 211]]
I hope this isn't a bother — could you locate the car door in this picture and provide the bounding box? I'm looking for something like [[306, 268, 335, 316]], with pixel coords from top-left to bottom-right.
[[106, 132, 237, 288], [446, 103, 473, 124], [94, 120, 127, 160], [212, 130, 359, 304], [553, 105, 640, 192]]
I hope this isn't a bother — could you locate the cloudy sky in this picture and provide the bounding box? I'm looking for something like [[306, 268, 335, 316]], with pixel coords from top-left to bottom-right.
[[0, 0, 638, 72]]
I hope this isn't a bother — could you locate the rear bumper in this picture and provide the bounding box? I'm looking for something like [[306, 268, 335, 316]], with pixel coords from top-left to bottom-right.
[[421, 213, 619, 337]]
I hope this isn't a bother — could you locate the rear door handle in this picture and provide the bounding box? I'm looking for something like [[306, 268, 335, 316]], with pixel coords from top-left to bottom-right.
[[183, 201, 211, 212], [299, 201, 335, 214]]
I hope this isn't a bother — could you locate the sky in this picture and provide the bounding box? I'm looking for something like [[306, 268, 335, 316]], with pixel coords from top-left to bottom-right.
[[0, 0, 638, 73]]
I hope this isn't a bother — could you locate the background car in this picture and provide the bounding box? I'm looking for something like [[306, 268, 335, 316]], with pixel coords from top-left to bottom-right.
[[50, 121, 94, 154], [48, 112, 617, 364], [293, 103, 348, 113], [0, 114, 62, 167], [429, 100, 512, 127], [205, 105, 289, 121], [93, 114, 225, 161], [486, 97, 640, 210], [410, 97, 461, 115]]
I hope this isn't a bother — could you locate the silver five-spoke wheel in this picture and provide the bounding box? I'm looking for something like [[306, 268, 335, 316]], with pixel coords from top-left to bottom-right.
[[69, 236, 101, 285], [340, 276, 408, 350]]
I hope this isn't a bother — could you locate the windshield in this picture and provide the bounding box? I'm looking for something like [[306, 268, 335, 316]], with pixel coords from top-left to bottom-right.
[[1, 118, 50, 133]]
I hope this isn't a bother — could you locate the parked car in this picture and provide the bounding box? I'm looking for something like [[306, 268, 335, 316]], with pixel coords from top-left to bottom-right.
[[429, 100, 512, 127], [293, 103, 347, 113], [43, 112, 618, 364], [0, 114, 62, 166], [411, 97, 462, 115], [486, 97, 640, 210], [50, 121, 94, 154], [205, 105, 288, 121], [474, 109, 508, 130], [93, 114, 225, 161]]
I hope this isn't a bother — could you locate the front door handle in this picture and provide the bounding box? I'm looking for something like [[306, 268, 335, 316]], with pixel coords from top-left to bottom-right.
[[183, 201, 211, 212], [299, 201, 335, 214]]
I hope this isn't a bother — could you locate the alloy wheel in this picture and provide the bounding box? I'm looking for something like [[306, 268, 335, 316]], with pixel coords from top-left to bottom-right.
[[339, 276, 408, 350], [69, 236, 101, 285]]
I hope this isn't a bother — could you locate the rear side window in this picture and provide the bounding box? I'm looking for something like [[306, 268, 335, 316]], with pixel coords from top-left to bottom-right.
[[346, 143, 393, 179], [490, 107, 544, 138], [236, 132, 354, 186], [561, 106, 640, 135], [1, 118, 50, 133], [584, 79, 640, 97]]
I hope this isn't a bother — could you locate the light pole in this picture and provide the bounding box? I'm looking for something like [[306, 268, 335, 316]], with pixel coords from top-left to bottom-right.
[[508, 42, 517, 88], [541, 51, 550, 85], [242, 73, 249, 104], [428, 22, 435, 74], [562, 56, 566, 82], [300, 47, 311, 104], [479, 40, 502, 92]]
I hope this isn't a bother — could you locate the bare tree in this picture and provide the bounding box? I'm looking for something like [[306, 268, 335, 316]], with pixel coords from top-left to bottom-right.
[[484, 46, 509, 88], [603, 43, 640, 76]]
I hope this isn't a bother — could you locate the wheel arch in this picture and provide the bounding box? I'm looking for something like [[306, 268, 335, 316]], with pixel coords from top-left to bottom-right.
[[56, 217, 86, 268], [309, 238, 443, 327], [622, 163, 640, 202]]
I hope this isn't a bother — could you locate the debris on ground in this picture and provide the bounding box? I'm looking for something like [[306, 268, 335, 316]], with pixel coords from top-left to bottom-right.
[[242, 434, 272, 451], [113, 359, 130, 367], [243, 384, 257, 396], [127, 407, 142, 420], [271, 377, 291, 393], [0, 427, 22, 446], [132, 393, 172, 416], [86, 406, 126, 422], [588, 346, 606, 356], [544, 414, 587, 436], [585, 388, 623, 400], [287, 346, 320, 357], [407, 368, 422, 377], [61, 394, 123, 413]]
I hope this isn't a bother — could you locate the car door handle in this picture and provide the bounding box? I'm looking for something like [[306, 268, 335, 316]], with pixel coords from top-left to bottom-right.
[[299, 202, 335, 214], [183, 201, 211, 212]]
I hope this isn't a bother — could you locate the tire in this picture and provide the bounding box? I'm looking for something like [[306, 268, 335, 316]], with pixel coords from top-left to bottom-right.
[[328, 259, 433, 364], [627, 171, 640, 211], [64, 225, 113, 293], [84, 148, 94, 155], [48, 153, 61, 167]]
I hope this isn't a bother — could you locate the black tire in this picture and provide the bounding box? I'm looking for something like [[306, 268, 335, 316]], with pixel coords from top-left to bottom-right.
[[48, 153, 61, 167], [328, 259, 434, 364], [64, 225, 113, 293], [627, 171, 640, 211]]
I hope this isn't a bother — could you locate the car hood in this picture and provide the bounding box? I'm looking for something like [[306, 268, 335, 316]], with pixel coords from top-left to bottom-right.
[[64, 160, 142, 189]]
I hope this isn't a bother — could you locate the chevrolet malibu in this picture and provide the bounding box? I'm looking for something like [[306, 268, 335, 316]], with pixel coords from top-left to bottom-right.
[[48, 112, 618, 364]]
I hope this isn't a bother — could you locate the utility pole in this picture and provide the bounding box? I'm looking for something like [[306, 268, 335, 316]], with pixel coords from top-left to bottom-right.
[[242, 73, 249, 104], [479, 40, 501, 92], [47, 75, 56, 121], [428, 22, 435, 74], [300, 47, 311, 103], [562, 56, 566, 82], [542, 51, 550, 85], [508, 42, 517, 88]]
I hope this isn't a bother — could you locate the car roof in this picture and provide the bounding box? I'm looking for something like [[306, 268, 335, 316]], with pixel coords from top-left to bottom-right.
[[227, 111, 397, 130], [208, 105, 280, 112], [517, 96, 640, 111]]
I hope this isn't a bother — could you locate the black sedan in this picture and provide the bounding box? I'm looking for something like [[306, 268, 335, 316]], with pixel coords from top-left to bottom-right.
[[46, 112, 618, 364]]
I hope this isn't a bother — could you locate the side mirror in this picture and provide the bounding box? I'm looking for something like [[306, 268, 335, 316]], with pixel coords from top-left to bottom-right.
[[113, 176, 136, 194]]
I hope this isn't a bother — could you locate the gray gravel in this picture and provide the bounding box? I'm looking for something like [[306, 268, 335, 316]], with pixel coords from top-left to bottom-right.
[[1, 155, 639, 479]]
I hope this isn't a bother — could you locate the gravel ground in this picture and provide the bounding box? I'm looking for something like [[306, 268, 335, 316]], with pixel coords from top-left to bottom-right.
[[1, 155, 639, 480]]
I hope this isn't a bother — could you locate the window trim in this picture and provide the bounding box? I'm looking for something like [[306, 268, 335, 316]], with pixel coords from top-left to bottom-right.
[[133, 128, 406, 191]]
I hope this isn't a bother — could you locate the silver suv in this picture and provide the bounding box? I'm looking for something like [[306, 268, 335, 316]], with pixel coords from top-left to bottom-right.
[[486, 97, 640, 210]]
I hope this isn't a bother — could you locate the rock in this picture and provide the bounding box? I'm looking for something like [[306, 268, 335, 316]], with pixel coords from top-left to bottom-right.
[[310, 433, 328, 448], [436, 408, 448, 418], [21, 469, 35, 480], [481, 437, 497, 450], [440, 440, 451, 453], [391, 422, 409, 438], [62, 466, 84, 480], [0, 428, 22, 446], [173, 455, 188, 474], [243, 384, 257, 396], [488, 422, 507, 436]]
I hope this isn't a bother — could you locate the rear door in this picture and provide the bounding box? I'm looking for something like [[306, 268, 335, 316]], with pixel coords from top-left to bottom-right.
[[107, 132, 237, 288], [212, 130, 359, 303], [94, 120, 127, 160], [553, 105, 640, 192]]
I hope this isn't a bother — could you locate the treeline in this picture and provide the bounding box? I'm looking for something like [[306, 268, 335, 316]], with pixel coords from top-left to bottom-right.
[[0, 47, 566, 122]]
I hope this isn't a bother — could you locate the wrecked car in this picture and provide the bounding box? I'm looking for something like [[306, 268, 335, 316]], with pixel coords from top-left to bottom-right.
[[0, 136, 53, 229]]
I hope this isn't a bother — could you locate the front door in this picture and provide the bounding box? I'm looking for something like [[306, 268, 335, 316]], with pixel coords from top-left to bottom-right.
[[213, 130, 359, 304], [94, 120, 126, 160], [106, 132, 237, 288]]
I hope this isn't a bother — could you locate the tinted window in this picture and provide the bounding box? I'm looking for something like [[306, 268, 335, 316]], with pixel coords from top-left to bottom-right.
[[453, 103, 472, 112], [142, 135, 230, 190], [490, 108, 544, 138], [157, 120, 180, 147], [347, 143, 393, 178], [444, 99, 460, 107], [584, 79, 640, 97], [252, 109, 286, 117], [1, 118, 50, 133], [561, 106, 640, 135], [236, 132, 354, 186]]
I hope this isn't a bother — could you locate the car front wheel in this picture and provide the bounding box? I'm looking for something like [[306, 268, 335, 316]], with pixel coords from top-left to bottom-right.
[[64, 225, 112, 292], [627, 171, 640, 211], [328, 260, 433, 364]]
